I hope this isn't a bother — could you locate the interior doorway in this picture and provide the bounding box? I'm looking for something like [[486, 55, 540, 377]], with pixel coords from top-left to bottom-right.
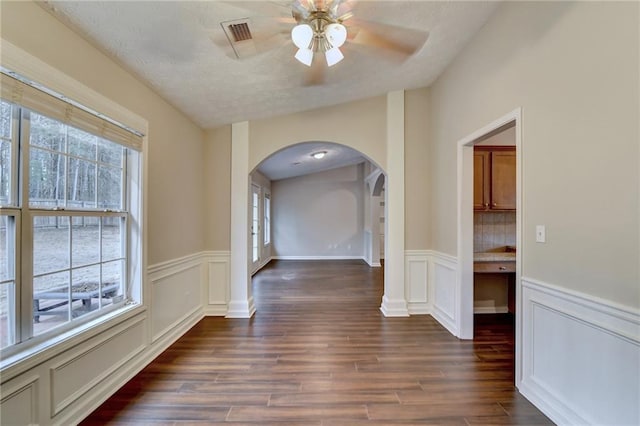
[[246, 141, 394, 312], [457, 108, 523, 386]]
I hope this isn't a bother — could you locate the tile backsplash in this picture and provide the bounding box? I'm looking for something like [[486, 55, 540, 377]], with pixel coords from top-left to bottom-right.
[[474, 211, 516, 252]]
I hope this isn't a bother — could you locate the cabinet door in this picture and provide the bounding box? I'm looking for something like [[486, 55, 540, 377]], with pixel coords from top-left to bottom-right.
[[491, 151, 516, 210], [473, 151, 490, 210]]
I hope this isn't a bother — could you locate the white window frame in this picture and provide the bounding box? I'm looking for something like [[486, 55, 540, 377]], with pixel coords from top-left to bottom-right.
[[0, 40, 147, 368], [263, 193, 271, 246]]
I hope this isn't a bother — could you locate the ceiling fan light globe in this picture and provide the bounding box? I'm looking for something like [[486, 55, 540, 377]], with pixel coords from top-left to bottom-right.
[[295, 48, 314, 66], [325, 23, 347, 48], [291, 24, 314, 49], [325, 47, 344, 66]]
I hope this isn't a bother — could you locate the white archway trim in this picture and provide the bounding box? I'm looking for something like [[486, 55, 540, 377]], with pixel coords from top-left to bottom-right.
[[228, 121, 256, 318], [380, 90, 409, 317], [365, 168, 384, 196]]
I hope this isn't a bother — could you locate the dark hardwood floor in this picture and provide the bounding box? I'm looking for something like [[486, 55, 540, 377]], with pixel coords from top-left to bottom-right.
[[80, 260, 553, 425]]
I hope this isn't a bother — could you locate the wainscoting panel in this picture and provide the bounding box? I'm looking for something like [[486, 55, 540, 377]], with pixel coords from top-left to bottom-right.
[[149, 254, 203, 342], [0, 375, 39, 426], [0, 251, 216, 425], [405, 250, 430, 314], [204, 251, 230, 316], [520, 277, 640, 425], [49, 315, 146, 417], [430, 252, 459, 336]]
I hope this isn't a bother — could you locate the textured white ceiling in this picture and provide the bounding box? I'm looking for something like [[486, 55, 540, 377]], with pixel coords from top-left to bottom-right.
[[257, 141, 366, 180], [43, 0, 500, 130]]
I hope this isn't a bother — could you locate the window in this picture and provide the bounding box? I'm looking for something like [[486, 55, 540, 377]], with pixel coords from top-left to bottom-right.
[[0, 73, 143, 354], [264, 194, 270, 246], [251, 185, 260, 263]]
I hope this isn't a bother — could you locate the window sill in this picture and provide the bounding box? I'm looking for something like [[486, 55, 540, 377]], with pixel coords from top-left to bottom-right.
[[0, 303, 146, 381]]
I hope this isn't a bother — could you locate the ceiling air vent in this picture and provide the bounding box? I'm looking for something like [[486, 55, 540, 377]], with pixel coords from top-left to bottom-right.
[[228, 22, 252, 42], [221, 19, 257, 59]]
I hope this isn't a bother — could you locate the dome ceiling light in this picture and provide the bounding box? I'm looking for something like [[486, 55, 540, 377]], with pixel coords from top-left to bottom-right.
[[311, 151, 327, 159]]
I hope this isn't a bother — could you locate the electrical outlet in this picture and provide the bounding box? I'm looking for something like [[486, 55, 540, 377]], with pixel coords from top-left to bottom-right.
[[536, 225, 546, 243]]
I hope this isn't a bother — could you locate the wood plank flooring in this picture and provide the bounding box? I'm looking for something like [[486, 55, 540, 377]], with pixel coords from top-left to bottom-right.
[[80, 260, 553, 425]]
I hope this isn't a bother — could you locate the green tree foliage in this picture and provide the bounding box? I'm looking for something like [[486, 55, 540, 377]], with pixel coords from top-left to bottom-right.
[[28, 112, 124, 210]]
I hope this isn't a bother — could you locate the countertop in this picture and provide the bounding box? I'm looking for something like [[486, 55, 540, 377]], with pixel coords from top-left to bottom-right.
[[474, 252, 516, 262]]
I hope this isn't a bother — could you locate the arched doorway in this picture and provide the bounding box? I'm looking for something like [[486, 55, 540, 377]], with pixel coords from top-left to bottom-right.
[[249, 141, 381, 274], [227, 91, 408, 319]]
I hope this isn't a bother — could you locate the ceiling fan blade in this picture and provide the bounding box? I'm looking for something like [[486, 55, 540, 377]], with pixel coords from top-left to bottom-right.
[[303, 52, 326, 86], [332, 0, 357, 21], [347, 18, 428, 59], [290, 0, 318, 19]]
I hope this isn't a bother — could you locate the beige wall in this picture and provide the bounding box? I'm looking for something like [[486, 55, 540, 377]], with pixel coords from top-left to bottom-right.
[[405, 87, 431, 250], [248, 95, 387, 171], [271, 164, 365, 258], [204, 125, 232, 251], [429, 1, 639, 306], [1, 1, 206, 265]]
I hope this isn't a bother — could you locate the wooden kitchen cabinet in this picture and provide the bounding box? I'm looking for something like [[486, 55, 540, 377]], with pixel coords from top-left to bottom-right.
[[474, 146, 516, 210], [473, 150, 490, 210]]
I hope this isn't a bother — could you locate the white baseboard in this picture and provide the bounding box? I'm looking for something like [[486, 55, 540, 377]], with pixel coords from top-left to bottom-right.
[[380, 295, 409, 317], [407, 302, 430, 315], [203, 305, 228, 316], [272, 255, 366, 261], [431, 305, 459, 337], [520, 277, 640, 426], [226, 297, 256, 318]]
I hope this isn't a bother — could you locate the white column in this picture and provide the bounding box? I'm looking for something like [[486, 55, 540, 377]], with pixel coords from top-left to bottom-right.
[[227, 121, 256, 318], [380, 91, 409, 316]]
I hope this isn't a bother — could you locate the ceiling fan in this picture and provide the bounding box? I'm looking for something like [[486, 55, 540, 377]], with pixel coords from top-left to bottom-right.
[[221, 0, 429, 84], [287, 0, 427, 67]]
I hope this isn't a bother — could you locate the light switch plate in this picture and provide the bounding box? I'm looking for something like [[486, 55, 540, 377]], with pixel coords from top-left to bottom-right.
[[536, 225, 546, 243]]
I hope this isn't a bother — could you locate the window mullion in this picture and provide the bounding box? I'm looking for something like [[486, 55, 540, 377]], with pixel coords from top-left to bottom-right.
[[18, 109, 33, 342], [67, 220, 72, 322], [7, 216, 18, 346], [124, 150, 132, 303], [98, 218, 103, 310], [63, 125, 69, 208], [121, 149, 127, 212], [9, 104, 20, 206], [6, 105, 21, 346]]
